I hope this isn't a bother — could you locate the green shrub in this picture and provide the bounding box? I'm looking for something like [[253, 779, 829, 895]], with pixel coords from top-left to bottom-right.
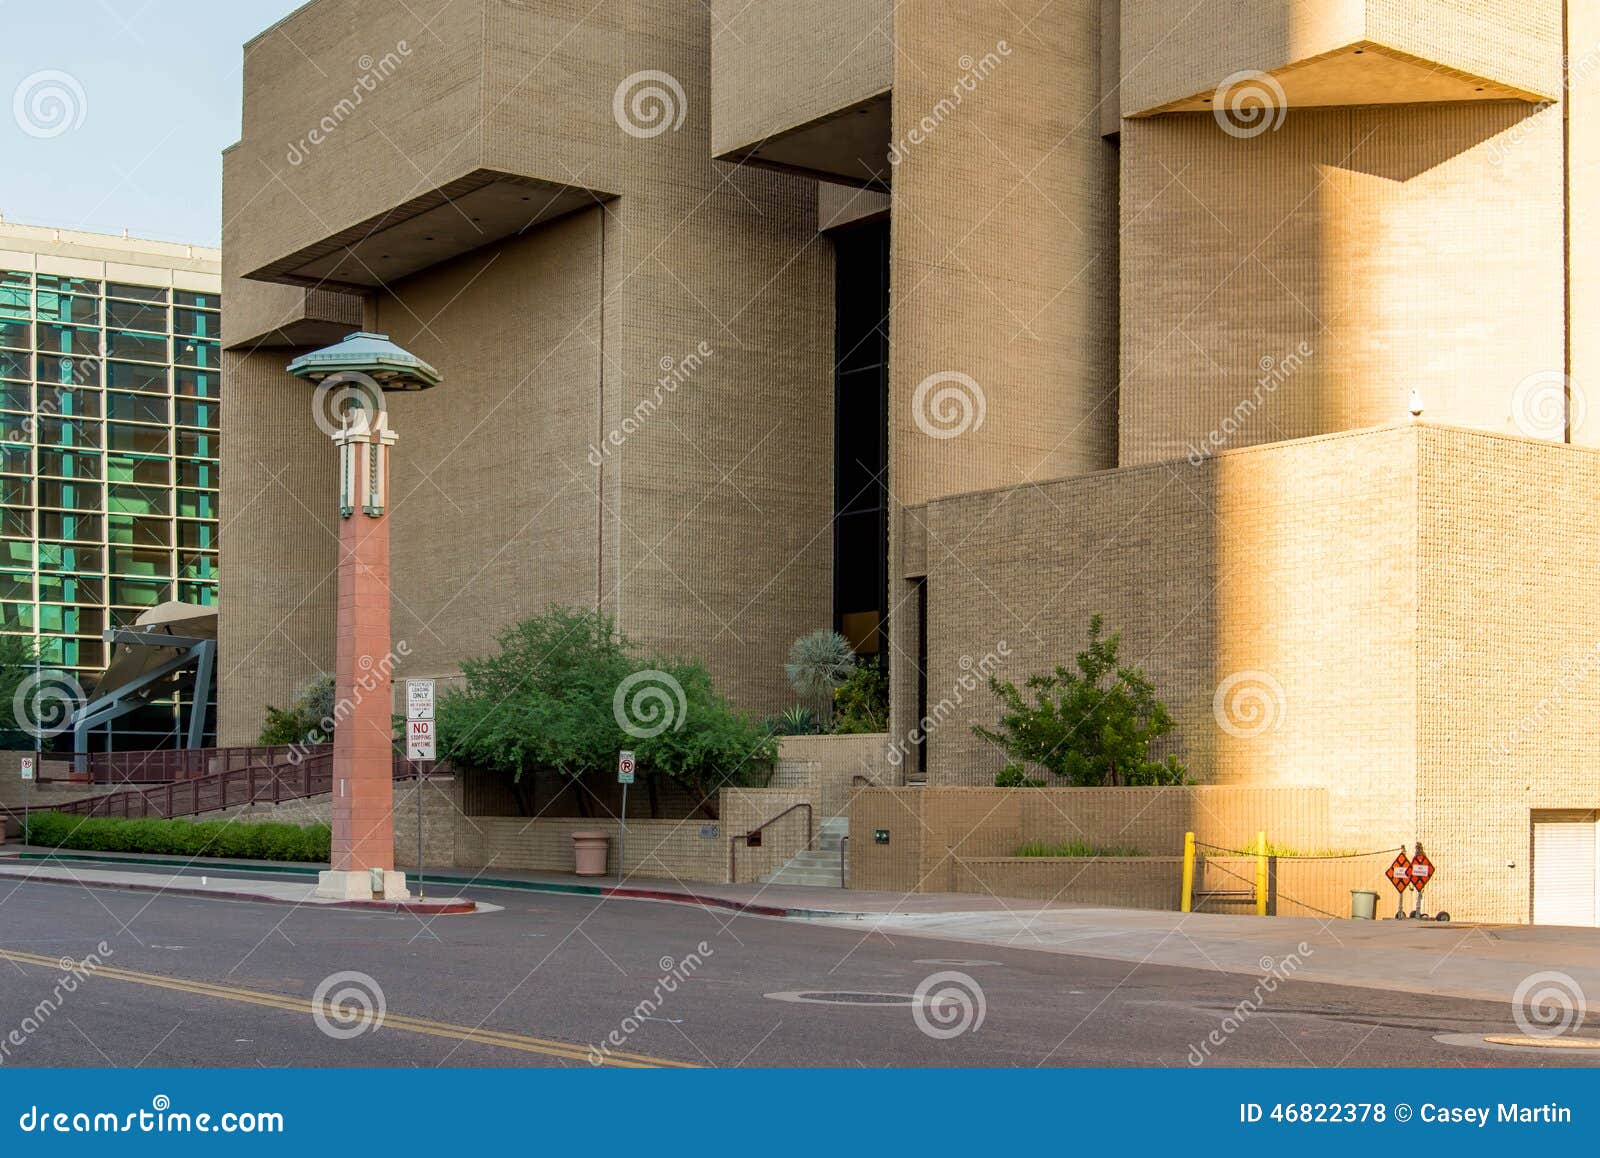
[[22, 812, 330, 863], [1014, 838, 1146, 858], [831, 663, 888, 734]]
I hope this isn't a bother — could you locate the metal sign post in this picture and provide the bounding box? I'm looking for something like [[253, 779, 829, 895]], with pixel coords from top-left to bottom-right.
[[616, 750, 635, 886], [406, 679, 435, 900], [18, 756, 32, 846]]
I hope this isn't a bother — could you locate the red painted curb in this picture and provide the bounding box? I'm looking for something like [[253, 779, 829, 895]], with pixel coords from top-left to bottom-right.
[[600, 885, 793, 919]]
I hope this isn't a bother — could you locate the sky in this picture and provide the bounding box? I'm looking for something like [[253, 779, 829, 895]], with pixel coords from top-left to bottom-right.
[[1, 0, 307, 247]]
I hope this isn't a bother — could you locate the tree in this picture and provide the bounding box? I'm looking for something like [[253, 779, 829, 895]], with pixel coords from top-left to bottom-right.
[[0, 633, 44, 750], [972, 615, 1187, 787], [436, 606, 776, 818], [785, 629, 856, 723], [259, 675, 336, 745]]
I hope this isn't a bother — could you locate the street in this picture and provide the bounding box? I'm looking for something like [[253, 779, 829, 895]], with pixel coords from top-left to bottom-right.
[[0, 876, 1591, 1068]]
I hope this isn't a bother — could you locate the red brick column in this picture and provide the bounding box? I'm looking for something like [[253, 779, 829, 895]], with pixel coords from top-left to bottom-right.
[[331, 504, 394, 872]]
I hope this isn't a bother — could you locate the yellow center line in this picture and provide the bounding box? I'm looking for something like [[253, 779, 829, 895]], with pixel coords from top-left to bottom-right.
[[0, 950, 695, 1069]]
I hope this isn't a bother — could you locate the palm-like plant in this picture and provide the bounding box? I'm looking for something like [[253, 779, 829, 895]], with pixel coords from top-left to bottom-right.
[[785, 630, 857, 724]]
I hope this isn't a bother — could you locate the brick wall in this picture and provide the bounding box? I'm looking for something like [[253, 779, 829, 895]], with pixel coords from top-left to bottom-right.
[[849, 784, 1331, 893], [910, 426, 1420, 850]]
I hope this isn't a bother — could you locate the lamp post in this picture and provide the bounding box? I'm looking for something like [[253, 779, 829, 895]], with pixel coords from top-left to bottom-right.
[[287, 332, 440, 901]]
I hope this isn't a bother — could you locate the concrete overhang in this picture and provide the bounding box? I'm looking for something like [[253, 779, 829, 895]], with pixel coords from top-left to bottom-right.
[[243, 169, 615, 292], [1129, 40, 1552, 118], [717, 92, 892, 190]]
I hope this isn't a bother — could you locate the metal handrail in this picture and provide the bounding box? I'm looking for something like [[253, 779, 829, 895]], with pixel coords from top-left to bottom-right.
[[46, 752, 433, 823], [727, 802, 813, 883], [839, 834, 849, 888]]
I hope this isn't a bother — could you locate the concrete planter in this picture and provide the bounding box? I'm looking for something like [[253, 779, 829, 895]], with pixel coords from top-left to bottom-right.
[[572, 832, 610, 876]]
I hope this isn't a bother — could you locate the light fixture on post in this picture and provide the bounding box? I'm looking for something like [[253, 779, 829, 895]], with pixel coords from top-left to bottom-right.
[[287, 332, 440, 901]]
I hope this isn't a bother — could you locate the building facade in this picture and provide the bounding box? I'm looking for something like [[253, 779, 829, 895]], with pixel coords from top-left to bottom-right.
[[223, 1, 1599, 924], [0, 223, 221, 751]]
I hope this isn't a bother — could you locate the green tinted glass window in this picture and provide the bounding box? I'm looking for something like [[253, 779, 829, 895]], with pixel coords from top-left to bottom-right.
[[37, 275, 99, 295], [0, 540, 31, 567], [0, 351, 27, 381], [0, 508, 31, 537], [176, 459, 217, 489], [107, 391, 169, 424], [39, 324, 98, 357], [172, 308, 217, 338], [0, 320, 30, 350], [107, 514, 168, 546], [36, 354, 99, 388], [38, 418, 102, 449], [105, 299, 168, 333], [173, 290, 218, 309], [0, 477, 29, 506], [175, 489, 214, 519], [39, 544, 102, 573], [105, 330, 166, 363], [175, 338, 218, 369], [1, 603, 32, 630], [178, 552, 216, 581], [37, 386, 100, 420], [176, 430, 216, 458], [175, 399, 218, 429], [39, 573, 104, 604], [175, 368, 217, 398], [106, 282, 166, 303], [0, 287, 27, 319], [0, 446, 29, 475], [38, 448, 101, 481], [38, 480, 104, 511], [36, 292, 99, 325], [0, 571, 30, 600], [111, 577, 169, 607], [178, 581, 216, 606], [111, 547, 170, 577], [176, 520, 215, 550], [108, 484, 169, 516], [107, 422, 169, 454], [106, 360, 166, 393], [38, 512, 101, 542], [0, 384, 30, 412], [106, 453, 168, 485]]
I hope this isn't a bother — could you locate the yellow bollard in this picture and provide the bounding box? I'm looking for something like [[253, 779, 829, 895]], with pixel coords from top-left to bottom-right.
[[1181, 831, 1196, 913], [1255, 830, 1269, 917]]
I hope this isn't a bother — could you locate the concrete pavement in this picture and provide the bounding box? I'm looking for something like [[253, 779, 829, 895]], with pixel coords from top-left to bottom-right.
[[0, 874, 1592, 1067], [6, 845, 1599, 1011]]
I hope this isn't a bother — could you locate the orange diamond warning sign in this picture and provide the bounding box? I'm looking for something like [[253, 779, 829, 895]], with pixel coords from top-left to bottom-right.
[[1386, 852, 1411, 893], [1409, 849, 1435, 891]]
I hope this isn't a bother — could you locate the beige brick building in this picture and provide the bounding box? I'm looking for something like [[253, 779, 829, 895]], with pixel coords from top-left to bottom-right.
[[223, 1, 1599, 924]]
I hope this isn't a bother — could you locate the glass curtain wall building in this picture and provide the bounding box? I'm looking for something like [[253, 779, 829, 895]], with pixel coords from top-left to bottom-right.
[[0, 223, 221, 751]]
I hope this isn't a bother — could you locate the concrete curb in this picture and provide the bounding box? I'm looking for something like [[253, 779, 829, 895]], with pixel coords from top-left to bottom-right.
[[0, 862, 480, 914], [0, 851, 860, 920]]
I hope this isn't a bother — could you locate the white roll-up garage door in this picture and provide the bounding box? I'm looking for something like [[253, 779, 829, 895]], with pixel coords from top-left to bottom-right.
[[1533, 811, 1598, 927]]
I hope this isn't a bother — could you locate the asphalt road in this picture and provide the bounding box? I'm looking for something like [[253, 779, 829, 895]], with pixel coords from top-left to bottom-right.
[[0, 876, 1590, 1068]]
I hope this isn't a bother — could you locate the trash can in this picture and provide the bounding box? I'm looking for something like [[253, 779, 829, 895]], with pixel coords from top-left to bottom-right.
[[1350, 889, 1379, 920], [572, 832, 610, 876]]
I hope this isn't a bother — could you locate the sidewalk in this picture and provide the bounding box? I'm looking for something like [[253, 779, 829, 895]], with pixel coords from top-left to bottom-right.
[[6, 845, 1600, 1008]]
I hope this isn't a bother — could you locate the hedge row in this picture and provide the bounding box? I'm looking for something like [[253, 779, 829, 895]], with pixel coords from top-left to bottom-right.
[[24, 812, 331, 863]]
